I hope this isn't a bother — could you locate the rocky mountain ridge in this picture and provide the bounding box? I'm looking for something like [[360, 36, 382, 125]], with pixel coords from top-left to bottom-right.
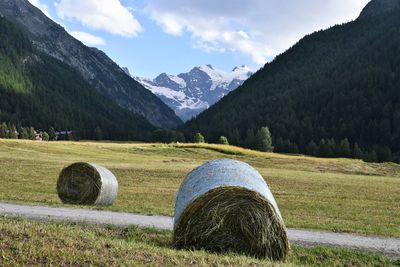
[[134, 65, 253, 121]]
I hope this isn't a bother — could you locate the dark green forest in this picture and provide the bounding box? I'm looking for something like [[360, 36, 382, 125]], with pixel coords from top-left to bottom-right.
[[0, 17, 155, 140], [183, 9, 400, 162]]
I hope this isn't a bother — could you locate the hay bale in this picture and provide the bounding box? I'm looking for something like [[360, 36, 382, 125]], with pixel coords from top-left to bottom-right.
[[57, 162, 118, 205], [173, 159, 289, 260]]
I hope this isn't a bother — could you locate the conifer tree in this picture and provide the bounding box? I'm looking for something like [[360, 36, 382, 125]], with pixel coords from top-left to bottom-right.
[[0, 122, 7, 138], [219, 136, 229, 145], [353, 142, 363, 159], [255, 126, 274, 152], [229, 128, 240, 145], [194, 132, 205, 143], [364, 149, 378, 163], [20, 127, 28, 139], [8, 124, 17, 139], [305, 140, 318, 156], [48, 127, 56, 141], [94, 126, 103, 141], [42, 131, 49, 141], [273, 137, 284, 153], [318, 139, 327, 157], [327, 139, 337, 157], [245, 129, 256, 148], [28, 127, 36, 140], [338, 138, 351, 158]]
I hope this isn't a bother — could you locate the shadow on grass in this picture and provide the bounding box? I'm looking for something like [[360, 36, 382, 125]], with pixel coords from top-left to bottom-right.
[[112, 225, 399, 266], [116, 226, 174, 249]]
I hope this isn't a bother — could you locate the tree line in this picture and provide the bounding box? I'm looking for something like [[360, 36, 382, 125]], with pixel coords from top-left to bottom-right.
[[274, 137, 390, 163], [195, 129, 392, 163], [0, 122, 75, 141], [152, 127, 274, 152]]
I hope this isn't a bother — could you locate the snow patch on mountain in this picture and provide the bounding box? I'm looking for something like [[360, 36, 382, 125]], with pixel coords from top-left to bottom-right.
[[133, 64, 253, 121], [139, 80, 186, 100], [168, 75, 186, 88]]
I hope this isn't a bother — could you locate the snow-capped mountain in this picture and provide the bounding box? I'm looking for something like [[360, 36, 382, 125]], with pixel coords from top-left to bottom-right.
[[134, 65, 253, 121]]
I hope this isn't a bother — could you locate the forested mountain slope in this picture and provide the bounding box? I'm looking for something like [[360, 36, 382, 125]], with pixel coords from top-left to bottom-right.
[[0, 0, 182, 128], [0, 17, 155, 140], [183, 0, 400, 162]]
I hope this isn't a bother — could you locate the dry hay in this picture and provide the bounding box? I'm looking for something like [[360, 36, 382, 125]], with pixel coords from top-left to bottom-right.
[[173, 159, 289, 260], [57, 162, 118, 205]]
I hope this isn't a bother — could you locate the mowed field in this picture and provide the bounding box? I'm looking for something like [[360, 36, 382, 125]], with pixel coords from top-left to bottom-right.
[[0, 139, 399, 237], [0, 218, 396, 266]]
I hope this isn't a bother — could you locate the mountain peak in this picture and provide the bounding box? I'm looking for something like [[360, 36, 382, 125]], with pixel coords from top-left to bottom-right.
[[232, 65, 250, 72], [156, 72, 168, 79], [136, 65, 253, 121], [195, 64, 215, 72], [359, 0, 400, 19]]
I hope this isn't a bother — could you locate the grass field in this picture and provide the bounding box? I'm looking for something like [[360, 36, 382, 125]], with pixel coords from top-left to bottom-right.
[[0, 139, 399, 238], [0, 218, 397, 266]]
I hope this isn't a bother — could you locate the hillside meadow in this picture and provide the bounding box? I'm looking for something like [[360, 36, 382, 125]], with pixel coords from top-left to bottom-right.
[[0, 139, 399, 237]]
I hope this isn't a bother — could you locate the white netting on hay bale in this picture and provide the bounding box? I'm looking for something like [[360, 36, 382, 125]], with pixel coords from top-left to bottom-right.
[[57, 162, 118, 205], [173, 159, 289, 260]]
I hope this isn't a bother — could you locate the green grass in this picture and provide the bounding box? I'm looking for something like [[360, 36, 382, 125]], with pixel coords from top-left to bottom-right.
[[0, 139, 399, 237], [0, 217, 397, 266]]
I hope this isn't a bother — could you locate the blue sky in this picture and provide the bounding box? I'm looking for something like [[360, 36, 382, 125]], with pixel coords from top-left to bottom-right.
[[28, 0, 370, 78]]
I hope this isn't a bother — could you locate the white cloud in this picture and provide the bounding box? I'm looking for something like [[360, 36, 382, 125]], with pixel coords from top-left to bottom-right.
[[193, 42, 225, 53], [55, 0, 143, 37], [70, 31, 106, 46], [155, 14, 184, 36], [146, 0, 370, 65]]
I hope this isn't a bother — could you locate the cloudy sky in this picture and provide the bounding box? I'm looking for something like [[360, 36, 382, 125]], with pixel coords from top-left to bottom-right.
[[28, 0, 370, 77]]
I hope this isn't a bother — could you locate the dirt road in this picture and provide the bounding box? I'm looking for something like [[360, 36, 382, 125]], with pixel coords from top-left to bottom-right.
[[0, 202, 399, 258]]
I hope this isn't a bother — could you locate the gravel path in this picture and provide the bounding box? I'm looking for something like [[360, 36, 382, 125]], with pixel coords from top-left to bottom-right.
[[1, 203, 399, 258]]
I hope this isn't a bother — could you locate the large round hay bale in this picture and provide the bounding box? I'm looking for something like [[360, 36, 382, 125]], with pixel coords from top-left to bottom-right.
[[57, 162, 118, 205], [173, 159, 289, 260]]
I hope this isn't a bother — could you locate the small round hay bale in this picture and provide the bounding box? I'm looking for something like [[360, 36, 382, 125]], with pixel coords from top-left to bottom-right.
[[57, 162, 118, 205], [173, 159, 289, 260]]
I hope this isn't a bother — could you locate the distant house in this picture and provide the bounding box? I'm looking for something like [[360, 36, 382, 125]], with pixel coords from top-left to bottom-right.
[[55, 131, 74, 141], [35, 132, 43, 141]]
